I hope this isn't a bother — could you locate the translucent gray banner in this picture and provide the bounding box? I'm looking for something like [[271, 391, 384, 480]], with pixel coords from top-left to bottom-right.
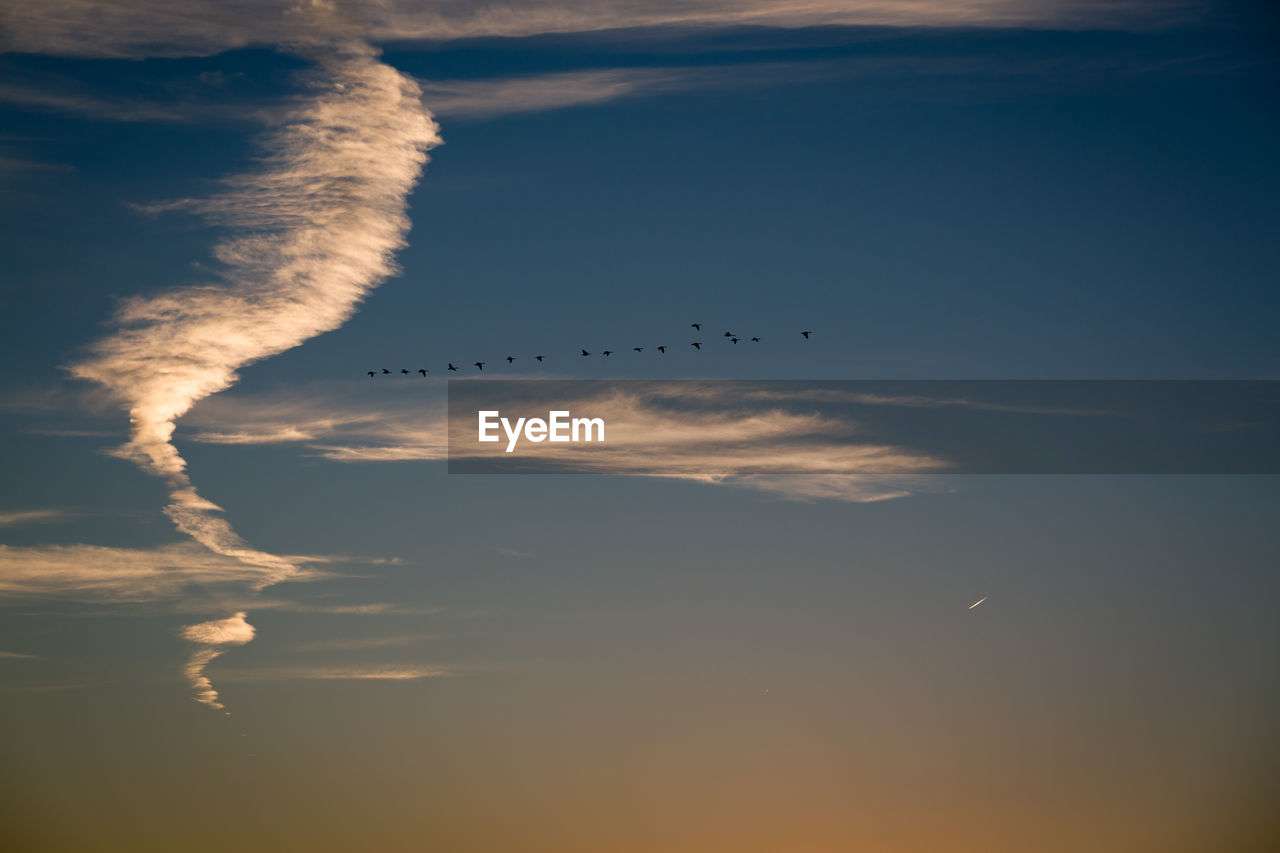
[[446, 380, 1280, 475]]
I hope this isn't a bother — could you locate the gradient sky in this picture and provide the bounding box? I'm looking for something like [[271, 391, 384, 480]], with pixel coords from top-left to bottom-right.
[[2, 2, 1279, 851]]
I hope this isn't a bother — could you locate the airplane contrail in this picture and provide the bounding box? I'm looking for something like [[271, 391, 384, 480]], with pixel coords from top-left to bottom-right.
[[968, 596, 988, 609]]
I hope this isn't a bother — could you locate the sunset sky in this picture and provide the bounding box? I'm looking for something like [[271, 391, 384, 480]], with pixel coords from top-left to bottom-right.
[[2, 2, 1279, 851]]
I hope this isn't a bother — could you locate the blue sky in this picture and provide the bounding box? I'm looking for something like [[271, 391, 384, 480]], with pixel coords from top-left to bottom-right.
[[1, 2, 1279, 851]]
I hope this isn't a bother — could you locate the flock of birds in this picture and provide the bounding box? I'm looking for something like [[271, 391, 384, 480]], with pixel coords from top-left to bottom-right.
[[365, 324, 814, 376]]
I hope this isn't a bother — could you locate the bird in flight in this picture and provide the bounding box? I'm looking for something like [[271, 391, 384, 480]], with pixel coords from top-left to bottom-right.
[[691, 341, 702, 350], [724, 331, 734, 337], [691, 323, 701, 330], [581, 349, 591, 357], [506, 356, 516, 364], [801, 331, 811, 339], [418, 368, 428, 376], [400, 369, 410, 375], [474, 361, 485, 370], [730, 337, 739, 344], [657, 346, 666, 353], [535, 355, 544, 362], [367, 371, 376, 377], [633, 347, 643, 353], [968, 596, 988, 610], [751, 337, 760, 342], [603, 350, 614, 356], [448, 363, 458, 371], [381, 368, 391, 374]]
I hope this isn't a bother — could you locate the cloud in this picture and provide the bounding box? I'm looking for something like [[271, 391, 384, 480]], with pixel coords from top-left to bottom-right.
[[181, 611, 255, 709], [216, 665, 449, 681], [61, 23, 441, 655], [0, 509, 73, 527], [1, 1, 1197, 59], [0, 543, 333, 602], [176, 382, 941, 502], [0, 650, 44, 660]]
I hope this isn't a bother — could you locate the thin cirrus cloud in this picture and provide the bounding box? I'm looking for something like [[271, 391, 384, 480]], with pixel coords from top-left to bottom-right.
[[177, 382, 943, 502], [0, 508, 73, 527], [0, 542, 334, 602], [213, 665, 449, 682], [0, 1, 1198, 59]]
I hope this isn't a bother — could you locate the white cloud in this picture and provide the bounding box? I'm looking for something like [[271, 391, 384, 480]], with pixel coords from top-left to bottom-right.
[[0, 543, 333, 601], [216, 665, 449, 681], [62, 30, 441, 625], [1, 1, 1196, 60], [0, 509, 73, 527], [182, 611, 255, 709]]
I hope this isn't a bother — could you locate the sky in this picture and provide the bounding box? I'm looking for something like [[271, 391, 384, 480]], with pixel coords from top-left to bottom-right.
[[2, 1, 1279, 851]]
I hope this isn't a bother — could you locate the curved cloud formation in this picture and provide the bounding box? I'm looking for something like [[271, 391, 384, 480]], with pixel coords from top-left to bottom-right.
[[63, 25, 440, 705], [182, 611, 256, 709]]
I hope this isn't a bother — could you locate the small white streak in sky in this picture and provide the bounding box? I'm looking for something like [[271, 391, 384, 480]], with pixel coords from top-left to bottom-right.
[[969, 596, 988, 609]]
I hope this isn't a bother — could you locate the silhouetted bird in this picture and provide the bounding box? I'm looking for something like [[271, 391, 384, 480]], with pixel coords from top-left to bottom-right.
[[724, 332, 734, 337], [801, 331, 811, 339], [730, 337, 739, 344], [535, 355, 544, 362], [448, 363, 458, 371], [401, 369, 410, 375], [507, 356, 516, 364], [581, 349, 591, 357], [367, 371, 376, 377], [691, 323, 701, 330], [603, 350, 614, 356], [751, 337, 760, 342], [691, 342, 702, 350], [418, 369, 428, 376], [382, 369, 391, 374], [657, 346, 666, 353], [474, 362, 485, 370], [633, 347, 643, 353]]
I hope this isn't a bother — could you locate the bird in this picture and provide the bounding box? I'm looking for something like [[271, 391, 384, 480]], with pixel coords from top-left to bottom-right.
[[633, 347, 643, 353], [474, 361, 485, 370], [448, 363, 458, 371], [657, 346, 666, 353], [801, 331, 811, 339], [691, 323, 701, 330], [367, 371, 376, 377], [581, 349, 591, 357], [381, 368, 391, 374], [418, 368, 428, 376], [751, 337, 760, 342], [724, 331, 734, 337], [535, 355, 544, 362], [603, 350, 614, 356], [730, 337, 739, 344], [401, 369, 410, 375], [691, 341, 702, 350], [506, 356, 516, 364]]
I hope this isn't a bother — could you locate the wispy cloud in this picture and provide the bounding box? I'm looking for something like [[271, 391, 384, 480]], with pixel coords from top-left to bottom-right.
[[0, 650, 44, 660], [182, 611, 255, 709], [1, 1, 1198, 60], [42, 6, 441, 708], [177, 382, 940, 502], [0, 509, 73, 527], [0, 543, 333, 602], [216, 665, 449, 681]]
